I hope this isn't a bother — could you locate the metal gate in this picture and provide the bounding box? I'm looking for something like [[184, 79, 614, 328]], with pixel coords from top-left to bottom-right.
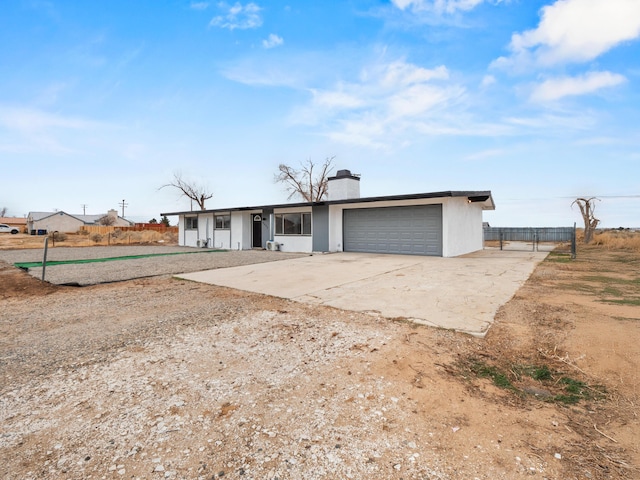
[[484, 226, 576, 256]]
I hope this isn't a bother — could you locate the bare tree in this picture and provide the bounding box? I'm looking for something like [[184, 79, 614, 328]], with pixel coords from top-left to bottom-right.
[[572, 197, 600, 244], [275, 157, 335, 202], [98, 215, 116, 226], [0, 207, 7, 217], [160, 172, 213, 210]]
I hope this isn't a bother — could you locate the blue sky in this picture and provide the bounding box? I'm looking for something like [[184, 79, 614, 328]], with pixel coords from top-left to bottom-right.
[[1, 0, 639, 227]]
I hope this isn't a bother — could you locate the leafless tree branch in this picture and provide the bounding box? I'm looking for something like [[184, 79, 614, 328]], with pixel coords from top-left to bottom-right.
[[274, 157, 335, 202], [98, 215, 116, 226], [160, 172, 213, 210]]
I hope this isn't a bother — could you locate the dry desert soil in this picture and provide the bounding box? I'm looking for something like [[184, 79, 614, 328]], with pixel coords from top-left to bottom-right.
[[1, 237, 639, 479]]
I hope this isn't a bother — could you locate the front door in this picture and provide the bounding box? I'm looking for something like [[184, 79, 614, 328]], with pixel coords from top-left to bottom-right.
[[252, 214, 262, 248]]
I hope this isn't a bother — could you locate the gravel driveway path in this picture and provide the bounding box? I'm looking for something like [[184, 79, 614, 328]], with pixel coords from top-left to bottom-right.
[[0, 247, 306, 285]]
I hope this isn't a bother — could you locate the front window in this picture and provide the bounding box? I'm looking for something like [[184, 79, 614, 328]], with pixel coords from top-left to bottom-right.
[[215, 215, 230, 229], [185, 217, 198, 230], [275, 213, 311, 235]]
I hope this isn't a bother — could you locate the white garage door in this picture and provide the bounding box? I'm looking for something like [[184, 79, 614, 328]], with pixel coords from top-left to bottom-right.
[[343, 205, 442, 256]]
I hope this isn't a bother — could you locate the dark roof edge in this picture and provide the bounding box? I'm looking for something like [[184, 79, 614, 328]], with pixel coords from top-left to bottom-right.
[[161, 190, 494, 216]]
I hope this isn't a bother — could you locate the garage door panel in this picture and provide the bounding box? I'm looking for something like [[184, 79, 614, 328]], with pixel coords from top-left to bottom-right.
[[343, 205, 442, 256]]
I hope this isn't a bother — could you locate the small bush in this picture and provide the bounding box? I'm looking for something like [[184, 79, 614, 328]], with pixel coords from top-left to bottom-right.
[[52, 231, 67, 242], [90, 233, 103, 243], [111, 229, 123, 238], [531, 365, 552, 381], [79, 229, 90, 236]]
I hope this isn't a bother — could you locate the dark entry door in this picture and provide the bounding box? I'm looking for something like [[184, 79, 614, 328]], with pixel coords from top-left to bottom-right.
[[252, 214, 262, 248]]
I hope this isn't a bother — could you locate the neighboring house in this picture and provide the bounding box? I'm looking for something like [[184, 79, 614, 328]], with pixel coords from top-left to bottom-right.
[[0, 217, 27, 232], [26, 209, 133, 234], [161, 170, 495, 257]]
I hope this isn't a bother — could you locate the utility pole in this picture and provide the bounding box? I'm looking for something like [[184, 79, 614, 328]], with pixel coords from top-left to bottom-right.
[[81, 204, 88, 215], [119, 199, 128, 218]]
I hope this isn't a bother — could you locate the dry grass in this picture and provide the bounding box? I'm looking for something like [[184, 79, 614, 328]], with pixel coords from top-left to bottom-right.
[[0, 230, 178, 249], [79, 229, 178, 246], [590, 229, 640, 251]]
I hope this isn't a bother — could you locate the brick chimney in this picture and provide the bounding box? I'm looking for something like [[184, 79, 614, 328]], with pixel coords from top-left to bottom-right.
[[327, 169, 361, 201]]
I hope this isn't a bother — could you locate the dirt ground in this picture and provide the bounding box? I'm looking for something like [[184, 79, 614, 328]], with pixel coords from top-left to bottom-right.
[[1, 242, 639, 479]]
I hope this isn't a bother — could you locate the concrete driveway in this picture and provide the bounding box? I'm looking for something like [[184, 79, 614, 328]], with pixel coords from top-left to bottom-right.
[[176, 250, 548, 337]]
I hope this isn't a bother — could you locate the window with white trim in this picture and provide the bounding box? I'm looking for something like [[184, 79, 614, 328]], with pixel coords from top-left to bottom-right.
[[275, 213, 311, 235], [215, 215, 230, 229], [185, 217, 198, 230]]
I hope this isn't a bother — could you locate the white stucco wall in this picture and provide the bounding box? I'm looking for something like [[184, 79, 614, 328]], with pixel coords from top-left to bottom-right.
[[272, 206, 313, 253], [274, 235, 313, 252], [327, 177, 360, 201], [230, 212, 244, 250], [202, 214, 214, 247], [180, 215, 201, 247], [229, 211, 258, 250], [441, 198, 484, 257], [33, 213, 84, 233], [184, 229, 199, 247], [213, 229, 231, 249], [177, 216, 184, 246]]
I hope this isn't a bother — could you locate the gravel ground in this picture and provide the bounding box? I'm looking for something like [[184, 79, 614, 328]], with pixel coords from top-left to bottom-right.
[[2, 246, 637, 479], [0, 247, 307, 285]]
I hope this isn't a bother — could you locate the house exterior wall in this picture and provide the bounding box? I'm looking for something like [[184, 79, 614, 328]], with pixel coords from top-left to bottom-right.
[[32, 213, 84, 233], [172, 193, 487, 256], [182, 215, 200, 247], [328, 197, 485, 257], [214, 229, 231, 249], [442, 198, 484, 257], [178, 212, 235, 249], [312, 205, 329, 252], [177, 216, 184, 246], [212, 211, 231, 249], [273, 206, 313, 253], [229, 211, 257, 250]]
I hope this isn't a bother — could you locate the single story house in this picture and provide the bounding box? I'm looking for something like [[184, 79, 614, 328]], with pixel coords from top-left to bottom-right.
[[161, 170, 495, 257], [26, 209, 133, 234]]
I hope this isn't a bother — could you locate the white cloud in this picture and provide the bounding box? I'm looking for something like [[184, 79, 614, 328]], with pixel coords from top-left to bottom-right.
[[0, 106, 102, 131], [530, 71, 626, 102], [391, 0, 498, 14], [379, 62, 448, 88], [388, 83, 454, 117], [293, 60, 466, 147], [464, 148, 505, 161], [0, 106, 109, 155], [506, 112, 596, 131], [210, 2, 262, 30], [496, 0, 640, 68], [262, 33, 283, 49], [190, 2, 209, 10], [481, 74, 496, 87], [311, 89, 364, 109]]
